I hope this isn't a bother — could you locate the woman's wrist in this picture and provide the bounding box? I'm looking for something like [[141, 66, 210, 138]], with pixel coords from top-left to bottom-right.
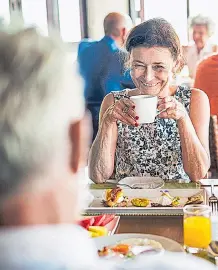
[[99, 113, 116, 134], [177, 110, 189, 124], [177, 111, 191, 132], [101, 105, 116, 127]]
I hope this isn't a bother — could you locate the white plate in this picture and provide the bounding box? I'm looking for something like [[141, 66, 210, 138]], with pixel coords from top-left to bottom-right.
[[118, 177, 164, 189], [200, 179, 218, 186], [87, 189, 207, 216], [94, 233, 183, 252]]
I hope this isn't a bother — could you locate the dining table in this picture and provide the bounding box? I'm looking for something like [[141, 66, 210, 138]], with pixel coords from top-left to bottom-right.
[[88, 181, 199, 244], [88, 180, 217, 264]]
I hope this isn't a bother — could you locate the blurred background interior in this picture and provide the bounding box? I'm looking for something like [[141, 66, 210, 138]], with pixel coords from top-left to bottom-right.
[[0, 0, 218, 59], [4, 0, 218, 66]]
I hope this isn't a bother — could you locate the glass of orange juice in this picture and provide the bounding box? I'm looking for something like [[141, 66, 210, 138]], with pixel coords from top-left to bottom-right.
[[183, 204, 211, 253]]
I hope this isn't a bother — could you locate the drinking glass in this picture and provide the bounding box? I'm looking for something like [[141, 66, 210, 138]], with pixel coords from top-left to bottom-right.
[[183, 204, 211, 253]]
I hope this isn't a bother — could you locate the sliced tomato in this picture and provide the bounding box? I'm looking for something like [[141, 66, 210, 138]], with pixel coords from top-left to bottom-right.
[[80, 217, 95, 229], [101, 215, 115, 226], [93, 214, 106, 226]]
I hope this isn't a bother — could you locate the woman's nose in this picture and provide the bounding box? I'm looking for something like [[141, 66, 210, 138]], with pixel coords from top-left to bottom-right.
[[144, 66, 155, 81]]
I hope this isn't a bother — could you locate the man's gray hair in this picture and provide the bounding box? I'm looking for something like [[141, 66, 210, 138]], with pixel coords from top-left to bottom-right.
[[190, 14, 215, 36], [0, 29, 84, 200]]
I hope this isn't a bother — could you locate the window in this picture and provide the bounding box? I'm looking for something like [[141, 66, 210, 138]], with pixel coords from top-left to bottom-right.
[[0, 0, 10, 26], [58, 0, 82, 42], [143, 0, 188, 45], [22, 0, 48, 35], [189, 0, 218, 43]]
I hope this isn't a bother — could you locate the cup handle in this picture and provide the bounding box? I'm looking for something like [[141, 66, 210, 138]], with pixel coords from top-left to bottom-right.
[[156, 108, 167, 117]]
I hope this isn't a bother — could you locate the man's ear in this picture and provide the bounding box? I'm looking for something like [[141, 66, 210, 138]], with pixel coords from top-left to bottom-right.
[[69, 113, 92, 173], [121, 27, 127, 38], [69, 121, 81, 174]]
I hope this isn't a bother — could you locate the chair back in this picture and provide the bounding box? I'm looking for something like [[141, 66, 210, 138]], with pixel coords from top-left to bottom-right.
[[209, 115, 218, 176]]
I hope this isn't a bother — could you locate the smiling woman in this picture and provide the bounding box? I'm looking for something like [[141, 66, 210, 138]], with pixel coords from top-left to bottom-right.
[[88, 18, 210, 184]]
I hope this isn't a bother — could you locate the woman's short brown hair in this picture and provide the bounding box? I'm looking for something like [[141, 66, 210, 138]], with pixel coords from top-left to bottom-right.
[[125, 18, 182, 61]]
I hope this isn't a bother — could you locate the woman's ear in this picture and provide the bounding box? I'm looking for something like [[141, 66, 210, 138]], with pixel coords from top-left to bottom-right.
[[69, 112, 92, 173], [173, 55, 185, 74]]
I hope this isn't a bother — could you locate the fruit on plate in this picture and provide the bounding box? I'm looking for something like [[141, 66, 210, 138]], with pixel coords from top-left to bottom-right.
[[79, 217, 95, 229], [79, 214, 115, 229], [101, 214, 115, 226], [88, 226, 108, 237], [102, 187, 129, 207], [93, 214, 107, 226], [131, 198, 150, 207]]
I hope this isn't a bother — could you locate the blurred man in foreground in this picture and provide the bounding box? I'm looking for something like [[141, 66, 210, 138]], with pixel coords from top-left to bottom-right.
[[0, 28, 101, 269], [0, 29, 215, 270], [78, 12, 134, 141]]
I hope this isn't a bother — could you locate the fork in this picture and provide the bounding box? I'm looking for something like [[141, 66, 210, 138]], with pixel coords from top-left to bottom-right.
[[117, 183, 143, 189], [209, 181, 218, 214], [208, 241, 218, 265]]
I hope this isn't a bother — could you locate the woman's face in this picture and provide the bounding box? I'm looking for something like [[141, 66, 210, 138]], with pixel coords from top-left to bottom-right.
[[130, 46, 176, 96]]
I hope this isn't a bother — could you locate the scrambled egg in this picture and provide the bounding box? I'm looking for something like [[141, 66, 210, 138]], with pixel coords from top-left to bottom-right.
[[131, 198, 150, 207]]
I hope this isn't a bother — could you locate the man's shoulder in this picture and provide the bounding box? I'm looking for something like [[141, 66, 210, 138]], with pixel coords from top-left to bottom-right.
[[78, 39, 98, 54]]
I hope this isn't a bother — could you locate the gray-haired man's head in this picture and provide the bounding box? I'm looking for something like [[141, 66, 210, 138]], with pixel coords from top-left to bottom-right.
[[0, 29, 87, 211]]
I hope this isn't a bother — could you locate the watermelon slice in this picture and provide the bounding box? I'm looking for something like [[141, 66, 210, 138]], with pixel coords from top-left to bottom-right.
[[93, 214, 106, 226], [101, 215, 115, 226], [80, 217, 95, 229]]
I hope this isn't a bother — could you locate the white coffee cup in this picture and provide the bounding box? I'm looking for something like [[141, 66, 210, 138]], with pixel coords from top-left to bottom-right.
[[130, 95, 158, 124]]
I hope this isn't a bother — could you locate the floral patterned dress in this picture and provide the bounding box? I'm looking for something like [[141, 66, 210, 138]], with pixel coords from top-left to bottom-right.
[[112, 85, 191, 182]]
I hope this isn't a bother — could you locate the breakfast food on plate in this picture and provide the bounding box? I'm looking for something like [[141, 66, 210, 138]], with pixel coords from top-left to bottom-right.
[[151, 190, 180, 207], [88, 226, 108, 237], [184, 193, 203, 205], [102, 187, 128, 207], [100, 188, 203, 209], [98, 238, 164, 259], [131, 198, 150, 207]]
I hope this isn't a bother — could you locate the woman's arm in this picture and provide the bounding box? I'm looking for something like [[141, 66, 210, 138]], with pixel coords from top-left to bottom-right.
[[158, 88, 210, 182], [178, 89, 210, 181], [88, 92, 137, 183], [88, 94, 118, 183]]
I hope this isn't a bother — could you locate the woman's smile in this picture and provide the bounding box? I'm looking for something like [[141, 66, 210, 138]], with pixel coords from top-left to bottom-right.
[[140, 81, 160, 88]]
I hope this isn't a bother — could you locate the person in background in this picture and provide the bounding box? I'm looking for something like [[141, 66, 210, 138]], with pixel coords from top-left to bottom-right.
[[78, 12, 134, 141], [0, 27, 214, 270], [194, 53, 218, 116], [185, 14, 217, 79]]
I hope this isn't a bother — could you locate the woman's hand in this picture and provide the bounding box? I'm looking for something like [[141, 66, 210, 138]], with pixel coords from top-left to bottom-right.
[[104, 98, 138, 126], [157, 96, 188, 121]]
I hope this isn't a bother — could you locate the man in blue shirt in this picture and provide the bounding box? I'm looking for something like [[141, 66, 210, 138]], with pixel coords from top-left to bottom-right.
[[78, 12, 134, 141]]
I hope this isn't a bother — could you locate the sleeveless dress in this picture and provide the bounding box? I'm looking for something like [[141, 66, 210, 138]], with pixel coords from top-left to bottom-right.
[[112, 85, 191, 182]]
